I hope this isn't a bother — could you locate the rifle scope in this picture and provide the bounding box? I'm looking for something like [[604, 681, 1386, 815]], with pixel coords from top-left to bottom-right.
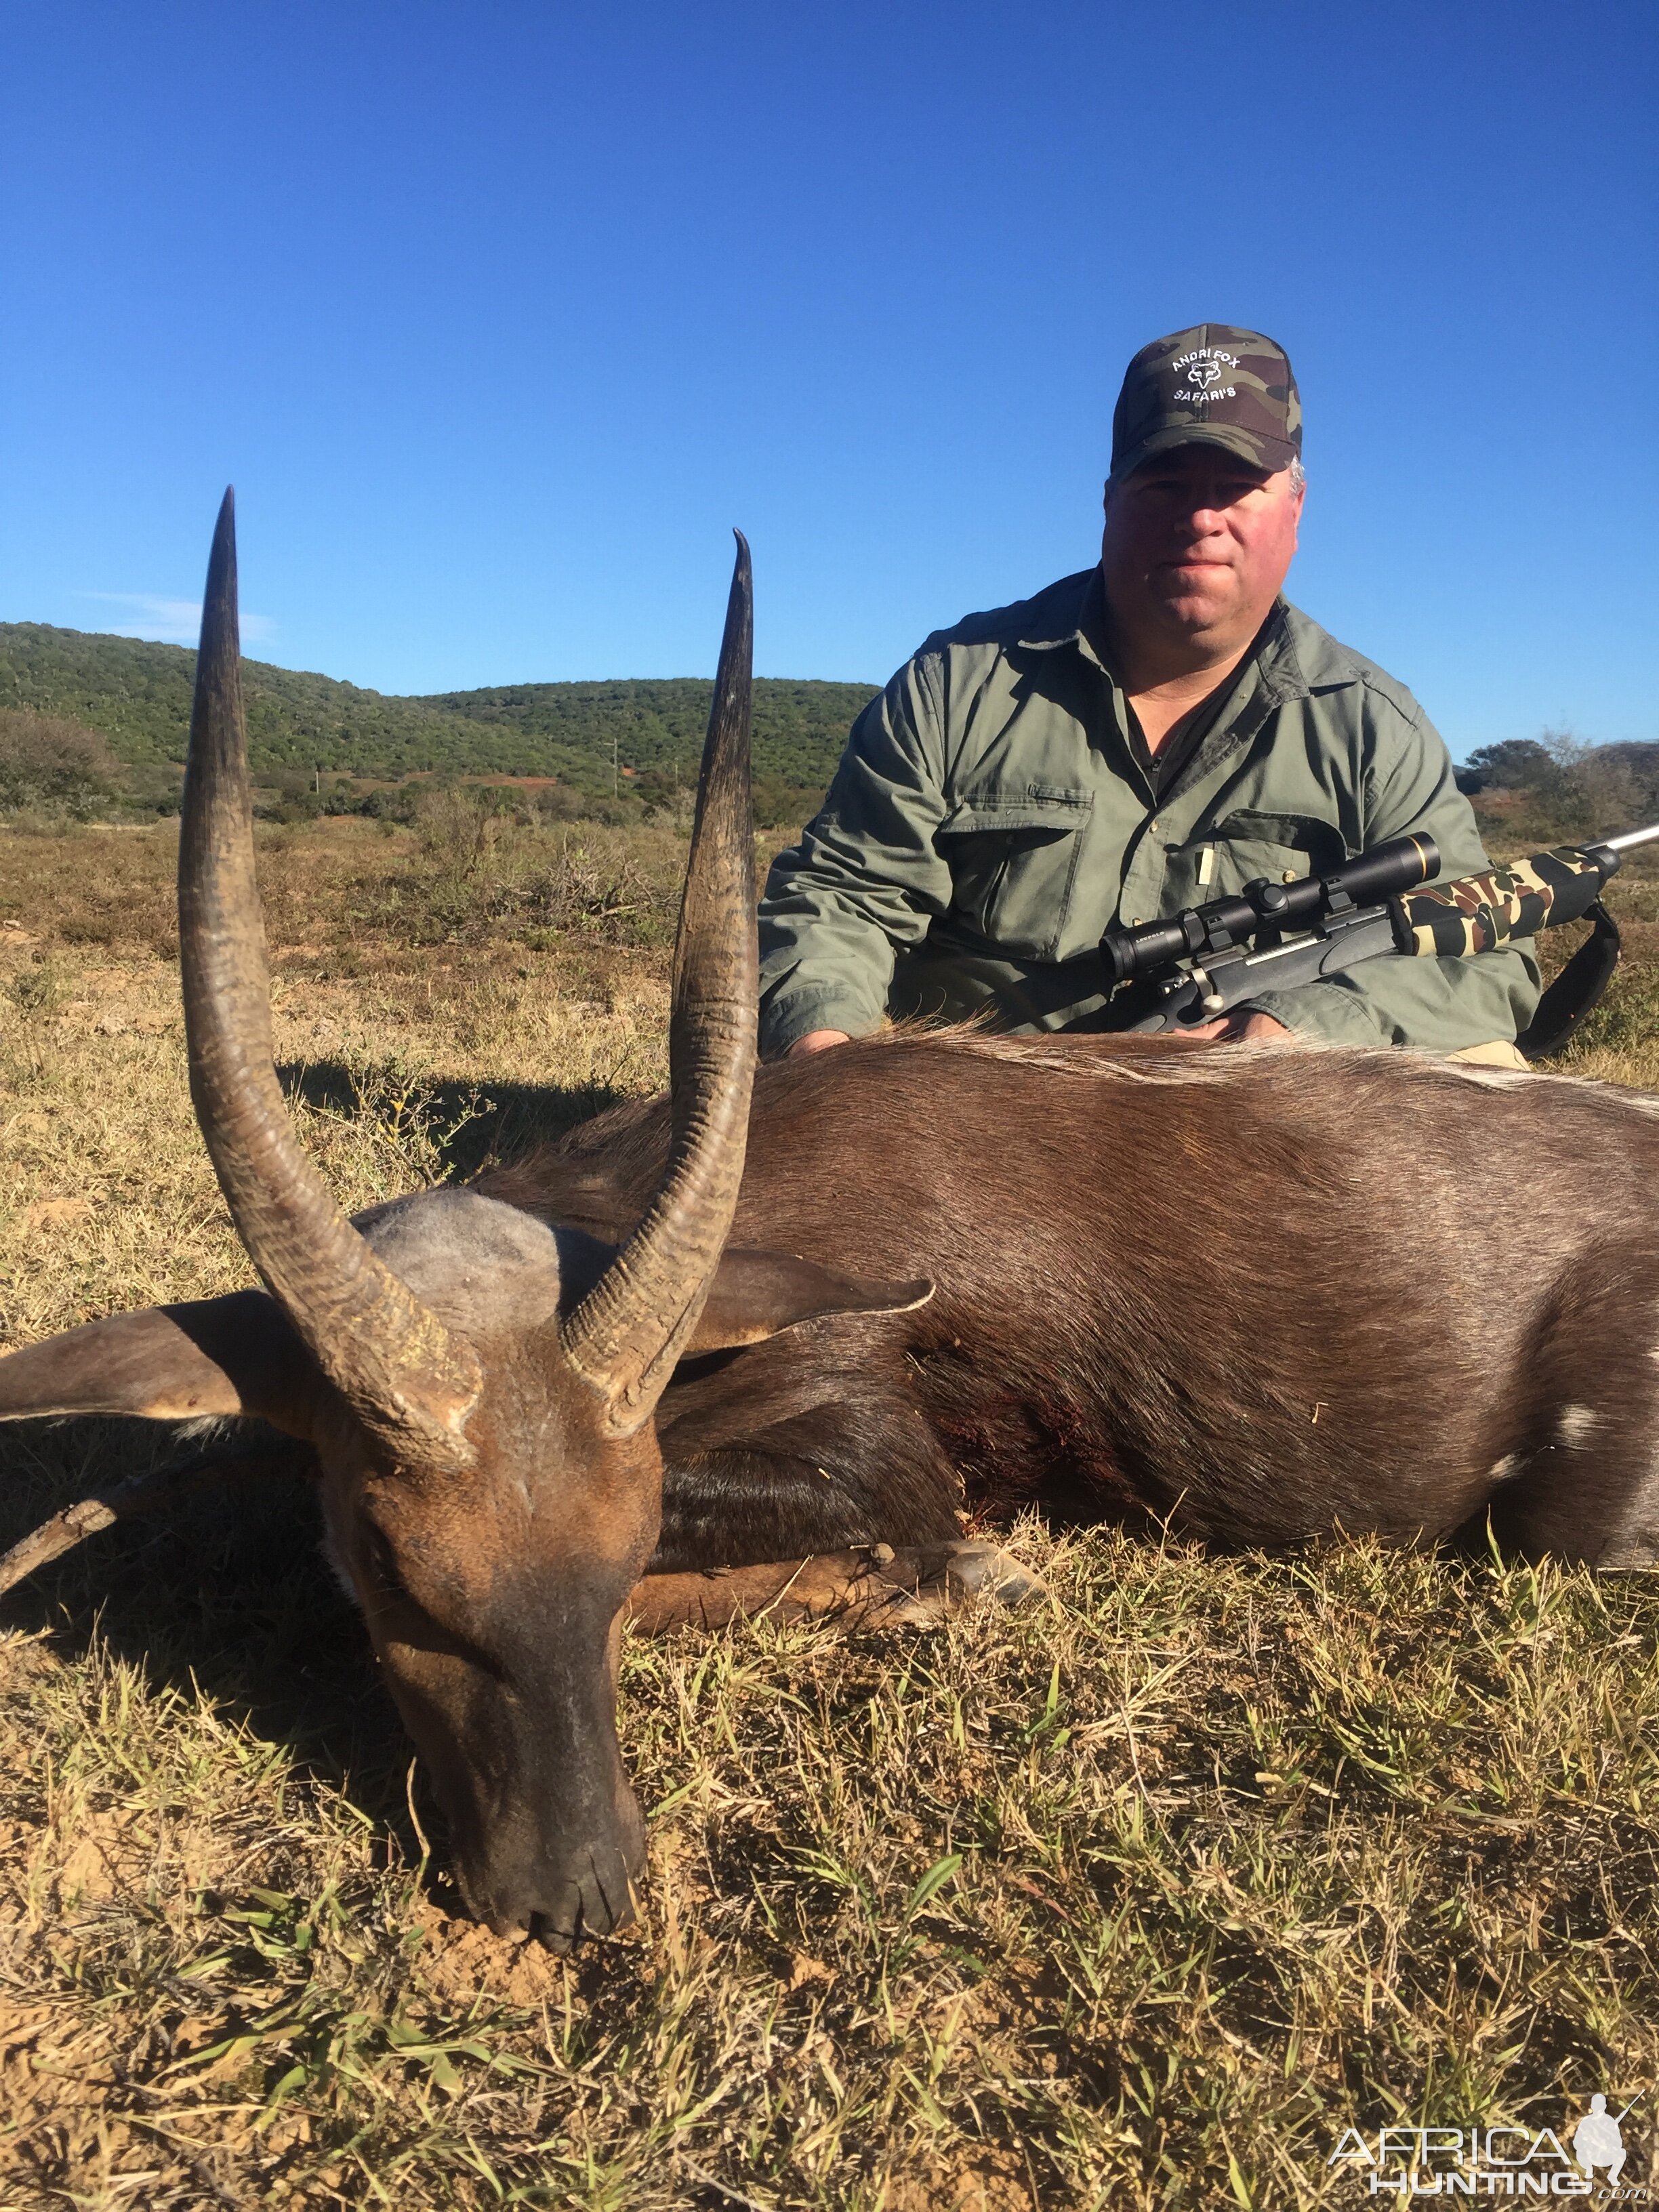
[[1101, 833, 1441, 987]]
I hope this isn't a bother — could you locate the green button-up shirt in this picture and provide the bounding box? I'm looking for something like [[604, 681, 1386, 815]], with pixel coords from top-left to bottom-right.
[[758, 568, 1538, 1056]]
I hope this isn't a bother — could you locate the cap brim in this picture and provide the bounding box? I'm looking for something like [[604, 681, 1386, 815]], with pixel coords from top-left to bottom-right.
[[1109, 423, 1299, 487]]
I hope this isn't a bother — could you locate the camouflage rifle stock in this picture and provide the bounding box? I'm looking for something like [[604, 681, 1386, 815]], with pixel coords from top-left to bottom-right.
[[1090, 822, 1659, 1059]]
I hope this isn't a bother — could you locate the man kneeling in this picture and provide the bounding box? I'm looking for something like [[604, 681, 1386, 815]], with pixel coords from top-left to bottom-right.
[[758, 324, 1536, 1065]]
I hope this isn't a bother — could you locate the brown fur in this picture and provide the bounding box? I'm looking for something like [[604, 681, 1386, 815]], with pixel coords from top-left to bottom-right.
[[477, 1028, 1659, 1572]]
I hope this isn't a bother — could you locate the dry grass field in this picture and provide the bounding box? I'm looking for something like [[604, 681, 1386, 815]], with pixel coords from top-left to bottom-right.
[[4, 813, 1659, 2209]]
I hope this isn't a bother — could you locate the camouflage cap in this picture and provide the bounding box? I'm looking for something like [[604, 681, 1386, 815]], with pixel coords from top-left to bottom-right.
[[1109, 324, 1301, 485]]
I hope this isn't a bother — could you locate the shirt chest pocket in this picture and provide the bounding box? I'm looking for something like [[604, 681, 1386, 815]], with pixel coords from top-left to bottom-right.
[[936, 786, 1093, 960], [1164, 810, 1351, 908]]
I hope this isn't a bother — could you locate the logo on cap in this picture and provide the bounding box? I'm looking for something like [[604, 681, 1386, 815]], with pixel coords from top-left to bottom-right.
[[1168, 346, 1240, 407]]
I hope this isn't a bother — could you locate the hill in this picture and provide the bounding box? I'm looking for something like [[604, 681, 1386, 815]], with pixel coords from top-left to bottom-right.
[[426, 677, 877, 793], [0, 623, 875, 797]]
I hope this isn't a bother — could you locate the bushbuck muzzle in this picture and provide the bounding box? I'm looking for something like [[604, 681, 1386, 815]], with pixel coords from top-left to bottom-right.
[[358, 1526, 650, 1943]]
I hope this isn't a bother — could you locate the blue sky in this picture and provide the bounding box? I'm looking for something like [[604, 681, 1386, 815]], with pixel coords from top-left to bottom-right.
[[3, 1, 1655, 758]]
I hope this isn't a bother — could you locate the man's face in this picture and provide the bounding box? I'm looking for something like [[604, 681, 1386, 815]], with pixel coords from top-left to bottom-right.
[[1100, 443, 1304, 656]]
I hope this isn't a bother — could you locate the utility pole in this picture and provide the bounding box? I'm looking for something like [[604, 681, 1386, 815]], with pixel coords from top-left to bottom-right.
[[611, 729, 619, 799]]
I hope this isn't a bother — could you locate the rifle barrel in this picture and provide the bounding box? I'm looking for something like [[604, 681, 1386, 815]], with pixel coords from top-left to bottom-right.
[[1597, 822, 1659, 855]]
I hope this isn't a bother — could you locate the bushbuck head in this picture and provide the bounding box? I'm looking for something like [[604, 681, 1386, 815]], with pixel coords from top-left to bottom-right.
[[0, 495, 920, 1945]]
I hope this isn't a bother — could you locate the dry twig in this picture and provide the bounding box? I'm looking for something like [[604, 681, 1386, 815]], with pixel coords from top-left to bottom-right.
[[0, 1449, 303, 1599]]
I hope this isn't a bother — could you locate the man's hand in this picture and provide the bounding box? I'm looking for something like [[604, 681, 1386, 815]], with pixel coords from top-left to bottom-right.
[[1183, 1009, 1293, 1044], [789, 1029, 852, 1055]]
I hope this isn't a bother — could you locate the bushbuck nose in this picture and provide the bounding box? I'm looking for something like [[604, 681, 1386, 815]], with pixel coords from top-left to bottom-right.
[[448, 1676, 649, 1949], [528, 1833, 642, 1951], [474, 1787, 646, 1950]]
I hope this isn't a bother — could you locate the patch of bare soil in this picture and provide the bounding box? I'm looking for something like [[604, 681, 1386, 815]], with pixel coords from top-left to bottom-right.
[[411, 1900, 569, 2007], [883, 2144, 1033, 2211]]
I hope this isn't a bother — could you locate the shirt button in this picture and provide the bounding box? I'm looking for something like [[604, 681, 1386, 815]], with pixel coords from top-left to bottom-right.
[[1128, 916, 1143, 927], [1282, 869, 1296, 883]]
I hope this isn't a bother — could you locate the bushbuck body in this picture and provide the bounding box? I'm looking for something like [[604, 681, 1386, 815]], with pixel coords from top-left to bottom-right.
[[5, 498, 1659, 1950]]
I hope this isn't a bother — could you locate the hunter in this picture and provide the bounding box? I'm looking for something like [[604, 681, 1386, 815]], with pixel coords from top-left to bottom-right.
[[757, 323, 1538, 1062]]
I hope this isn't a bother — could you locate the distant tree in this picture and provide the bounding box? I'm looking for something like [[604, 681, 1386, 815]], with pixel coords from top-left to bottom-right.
[[0, 710, 121, 815], [528, 783, 590, 825], [1455, 739, 1563, 796], [1538, 727, 1646, 836], [1458, 726, 1659, 848], [751, 773, 827, 830]]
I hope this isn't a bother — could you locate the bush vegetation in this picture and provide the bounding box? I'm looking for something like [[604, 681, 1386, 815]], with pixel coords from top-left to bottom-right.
[[1459, 726, 1659, 848], [0, 622, 869, 823], [12, 621, 1659, 864], [0, 710, 121, 818]]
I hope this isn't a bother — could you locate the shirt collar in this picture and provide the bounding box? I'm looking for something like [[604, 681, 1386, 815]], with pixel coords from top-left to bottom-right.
[[1015, 567, 1103, 654], [1017, 565, 1309, 706]]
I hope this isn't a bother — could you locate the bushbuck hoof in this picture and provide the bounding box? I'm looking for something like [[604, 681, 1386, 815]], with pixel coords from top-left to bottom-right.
[[868, 1539, 1048, 1624]]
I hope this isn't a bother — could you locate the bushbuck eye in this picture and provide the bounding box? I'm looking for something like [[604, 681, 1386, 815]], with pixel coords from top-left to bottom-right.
[[361, 1523, 405, 1596]]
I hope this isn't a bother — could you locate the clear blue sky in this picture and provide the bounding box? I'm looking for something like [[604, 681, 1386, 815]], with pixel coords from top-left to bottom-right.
[[4, 1, 1655, 758]]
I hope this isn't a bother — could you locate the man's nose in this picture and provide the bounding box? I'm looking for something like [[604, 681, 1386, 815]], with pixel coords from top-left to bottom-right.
[[1172, 504, 1227, 541]]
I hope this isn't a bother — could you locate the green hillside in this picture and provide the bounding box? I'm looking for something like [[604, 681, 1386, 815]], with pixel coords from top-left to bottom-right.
[[0, 623, 875, 794], [428, 677, 878, 791]]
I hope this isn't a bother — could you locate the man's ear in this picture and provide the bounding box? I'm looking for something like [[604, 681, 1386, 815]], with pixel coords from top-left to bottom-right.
[[689, 1249, 934, 1354], [0, 1289, 326, 1439]]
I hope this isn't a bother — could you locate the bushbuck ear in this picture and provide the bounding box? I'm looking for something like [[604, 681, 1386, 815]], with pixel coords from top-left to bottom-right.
[[0, 1290, 326, 1439], [687, 1249, 935, 1353]]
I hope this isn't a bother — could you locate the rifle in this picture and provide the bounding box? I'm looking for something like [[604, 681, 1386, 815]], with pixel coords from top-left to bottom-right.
[[1090, 822, 1659, 1059]]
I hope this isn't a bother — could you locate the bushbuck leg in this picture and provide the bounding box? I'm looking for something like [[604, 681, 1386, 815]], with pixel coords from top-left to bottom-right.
[[626, 1540, 1046, 1632]]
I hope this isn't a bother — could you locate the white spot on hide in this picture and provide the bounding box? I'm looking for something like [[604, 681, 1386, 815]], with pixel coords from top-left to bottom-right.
[[1557, 1404, 1599, 1448]]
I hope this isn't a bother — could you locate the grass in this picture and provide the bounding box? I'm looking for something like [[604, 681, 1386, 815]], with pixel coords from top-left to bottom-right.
[[2, 816, 1659, 2207]]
